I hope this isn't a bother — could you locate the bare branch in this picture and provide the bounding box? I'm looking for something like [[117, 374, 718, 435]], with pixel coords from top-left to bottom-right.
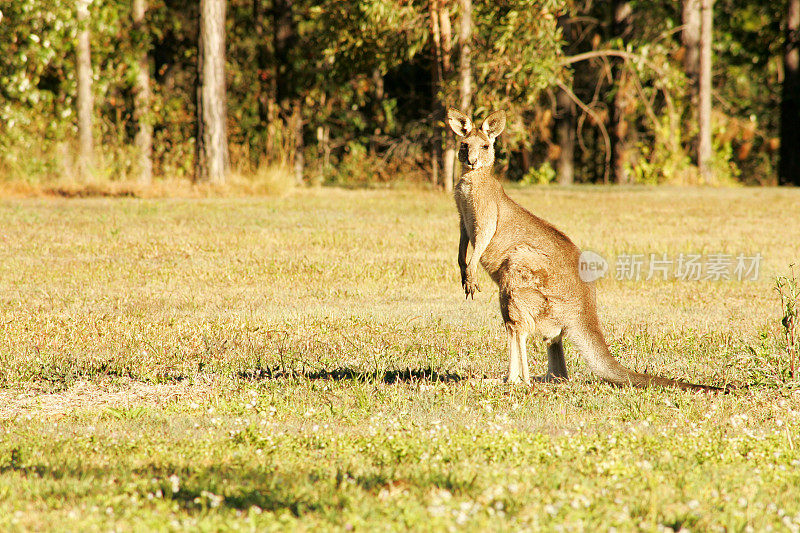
[[561, 49, 667, 78], [627, 64, 660, 130], [555, 79, 611, 184], [561, 49, 638, 65]]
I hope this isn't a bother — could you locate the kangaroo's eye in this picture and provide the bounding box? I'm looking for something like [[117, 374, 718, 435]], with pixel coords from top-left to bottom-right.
[[483, 144, 490, 150]]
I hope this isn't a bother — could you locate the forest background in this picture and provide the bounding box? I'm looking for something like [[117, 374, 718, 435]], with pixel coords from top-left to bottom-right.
[[2, 0, 799, 190]]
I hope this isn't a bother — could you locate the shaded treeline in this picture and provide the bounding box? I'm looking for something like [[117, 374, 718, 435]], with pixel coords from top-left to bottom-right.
[[1, 0, 798, 186]]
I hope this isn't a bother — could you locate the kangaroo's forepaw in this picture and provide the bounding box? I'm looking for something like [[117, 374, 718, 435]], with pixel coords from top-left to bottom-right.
[[463, 278, 480, 299]]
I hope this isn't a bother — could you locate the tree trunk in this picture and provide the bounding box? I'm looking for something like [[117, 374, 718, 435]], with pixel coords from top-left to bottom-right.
[[556, 88, 576, 185], [780, 0, 800, 185], [682, 0, 701, 161], [439, 2, 455, 192], [253, 0, 269, 127], [292, 99, 304, 184], [698, 0, 713, 183], [458, 0, 471, 112], [133, 0, 153, 185], [317, 124, 331, 180], [372, 68, 385, 133], [555, 14, 575, 185], [272, 0, 294, 107], [610, 0, 633, 184], [76, 0, 94, 181], [253, 0, 272, 167], [610, 75, 631, 183], [272, 0, 302, 182], [429, 0, 443, 187], [196, 0, 228, 184], [682, 0, 701, 102], [455, 0, 472, 181]]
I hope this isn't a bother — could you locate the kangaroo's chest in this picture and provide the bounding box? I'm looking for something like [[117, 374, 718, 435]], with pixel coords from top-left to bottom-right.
[[454, 179, 477, 243]]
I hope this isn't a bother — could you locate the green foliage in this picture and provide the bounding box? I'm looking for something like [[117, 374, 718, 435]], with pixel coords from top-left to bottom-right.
[[1, 0, 76, 180], [775, 266, 799, 381], [317, 0, 428, 80], [470, 0, 563, 148], [0, 0, 790, 184], [521, 161, 557, 185]]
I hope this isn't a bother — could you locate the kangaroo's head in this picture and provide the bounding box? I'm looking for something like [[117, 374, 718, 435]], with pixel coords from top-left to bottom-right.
[[447, 108, 506, 171]]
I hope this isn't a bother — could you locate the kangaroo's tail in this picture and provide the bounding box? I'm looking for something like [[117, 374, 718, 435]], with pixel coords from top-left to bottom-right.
[[566, 321, 725, 392]]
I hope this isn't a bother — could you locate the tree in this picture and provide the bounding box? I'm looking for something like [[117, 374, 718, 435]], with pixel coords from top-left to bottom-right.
[[14, 0, 791, 188], [471, 0, 563, 180], [429, 0, 444, 188], [133, 0, 153, 184], [76, 0, 94, 180], [682, 0, 701, 106], [698, 0, 713, 182], [196, 0, 228, 184], [610, 0, 633, 184], [780, 0, 800, 185], [458, 0, 472, 112], [272, 0, 304, 183], [252, 0, 270, 133], [439, 2, 455, 192], [555, 13, 575, 185], [682, 0, 701, 169]]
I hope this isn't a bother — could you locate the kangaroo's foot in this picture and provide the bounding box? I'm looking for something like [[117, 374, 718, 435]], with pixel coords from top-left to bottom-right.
[[533, 373, 568, 383], [540, 334, 568, 382], [504, 373, 531, 386]]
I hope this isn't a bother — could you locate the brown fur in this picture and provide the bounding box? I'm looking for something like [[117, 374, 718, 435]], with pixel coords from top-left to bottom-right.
[[447, 108, 722, 391]]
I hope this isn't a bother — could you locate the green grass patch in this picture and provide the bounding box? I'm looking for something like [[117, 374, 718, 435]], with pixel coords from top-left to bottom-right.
[[1, 187, 799, 529]]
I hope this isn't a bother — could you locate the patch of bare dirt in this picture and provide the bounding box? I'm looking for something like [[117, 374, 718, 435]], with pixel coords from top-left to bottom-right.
[[0, 377, 217, 419]]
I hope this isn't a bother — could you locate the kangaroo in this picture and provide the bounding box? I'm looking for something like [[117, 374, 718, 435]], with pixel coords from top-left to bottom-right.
[[448, 107, 722, 391]]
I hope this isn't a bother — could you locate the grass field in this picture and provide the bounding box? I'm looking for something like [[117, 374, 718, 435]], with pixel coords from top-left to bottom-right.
[[1, 186, 799, 531]]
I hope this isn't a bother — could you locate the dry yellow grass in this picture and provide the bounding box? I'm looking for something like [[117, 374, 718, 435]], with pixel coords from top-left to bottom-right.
[[1, 186, 796, 387], [0, 186, 799, 531], [0, 165, 295, 200]]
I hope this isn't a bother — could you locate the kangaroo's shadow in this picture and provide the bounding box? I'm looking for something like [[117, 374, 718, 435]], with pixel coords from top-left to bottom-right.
[[238, 366, 466, 384]]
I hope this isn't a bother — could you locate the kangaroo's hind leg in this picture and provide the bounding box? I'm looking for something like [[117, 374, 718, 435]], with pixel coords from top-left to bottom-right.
[[504, 323, 528, 384], [516, 329, 530, 384], [500, 288, 539, 385], [541, 333, 568, 382]]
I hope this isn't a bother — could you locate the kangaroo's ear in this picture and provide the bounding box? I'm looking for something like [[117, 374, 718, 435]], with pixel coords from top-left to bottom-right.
[[481, 110, 506, 140], [447, 108, 473, 137]]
